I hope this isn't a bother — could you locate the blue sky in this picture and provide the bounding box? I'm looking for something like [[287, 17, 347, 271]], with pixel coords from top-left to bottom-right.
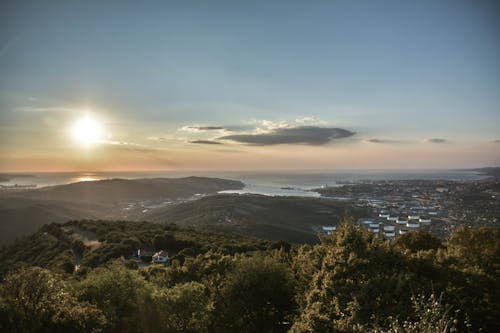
[[0, 0, 499, 171]]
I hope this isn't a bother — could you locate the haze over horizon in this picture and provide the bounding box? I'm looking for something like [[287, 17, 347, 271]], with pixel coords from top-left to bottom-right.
[[1, 0, 499, 172]]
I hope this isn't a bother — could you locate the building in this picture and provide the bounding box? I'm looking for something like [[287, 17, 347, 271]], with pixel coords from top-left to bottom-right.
[[152, 250, 169, 263], [322, 226, 337, 235]]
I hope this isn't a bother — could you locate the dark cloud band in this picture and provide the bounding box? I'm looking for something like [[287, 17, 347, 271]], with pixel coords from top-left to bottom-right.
[[188, 140, 223, 145], [426, 138, 447, 144], [188, 126, 225, 131], [218, 126, 354, 146]]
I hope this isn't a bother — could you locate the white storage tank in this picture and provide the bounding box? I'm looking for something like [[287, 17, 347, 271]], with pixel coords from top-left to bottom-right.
[[383, 225, 395, 232], [419, 217, 432, 223]]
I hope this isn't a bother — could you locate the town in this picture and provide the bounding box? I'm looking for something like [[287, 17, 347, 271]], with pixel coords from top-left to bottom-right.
[[317, 176, 500, 239]]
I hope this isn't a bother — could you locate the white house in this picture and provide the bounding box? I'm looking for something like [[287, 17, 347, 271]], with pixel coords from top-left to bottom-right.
[[419, 217, 432, 223], [152, 250, 169, 263]]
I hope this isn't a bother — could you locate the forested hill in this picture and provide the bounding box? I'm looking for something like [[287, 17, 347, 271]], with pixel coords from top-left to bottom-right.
[[0, 177, 244, 244], [5, 177, 244, 203], [146, 194, 369, 243], [0, 219, 498, 332]]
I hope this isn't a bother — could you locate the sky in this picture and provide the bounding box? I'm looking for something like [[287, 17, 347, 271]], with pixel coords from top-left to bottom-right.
[[1, 0, 499, 172]]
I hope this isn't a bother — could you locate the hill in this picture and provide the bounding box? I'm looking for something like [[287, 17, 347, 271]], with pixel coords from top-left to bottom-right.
[[6, 176, 244, 204], [0, 177, 244, 244], [146, 194, 370, 243], [0, 197, 109, 244], [472, 166, 500, 177]]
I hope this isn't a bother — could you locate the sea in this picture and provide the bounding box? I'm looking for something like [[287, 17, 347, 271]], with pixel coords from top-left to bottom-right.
[[0, 169, 489, 197]]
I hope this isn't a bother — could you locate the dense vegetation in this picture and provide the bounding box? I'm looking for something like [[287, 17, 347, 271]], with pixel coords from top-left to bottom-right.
[[0, 219, 498, 332]]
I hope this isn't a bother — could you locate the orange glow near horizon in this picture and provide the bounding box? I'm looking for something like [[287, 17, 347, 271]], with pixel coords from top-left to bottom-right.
[[1, 141, 499, 173]]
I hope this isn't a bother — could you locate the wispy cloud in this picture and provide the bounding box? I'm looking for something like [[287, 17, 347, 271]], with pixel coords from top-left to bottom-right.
[[100, 140, 157, 152], [188, 140, 223, 145], [364, 138, 407, 144], [218, 126, 355, 146], [15, 106, 74, 113], [180, 125, 229, 133], [189, 126, 226, 131], [425, 138, 447, 144], [295, 116, 327, 125]]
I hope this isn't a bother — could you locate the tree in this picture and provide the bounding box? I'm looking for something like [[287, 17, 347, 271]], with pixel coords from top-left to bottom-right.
[[152, 233, 176, 250], [370, 293, 462, 333], [214, 256, 296, 333], [440, 227, 500, 332], [0, 267, 106, 333], [394, 231, 443, 253], [76, 264, 151, 333], [151, 282, 211, 333], [446, 226, 500, 275], [291, 221, 421, 332]]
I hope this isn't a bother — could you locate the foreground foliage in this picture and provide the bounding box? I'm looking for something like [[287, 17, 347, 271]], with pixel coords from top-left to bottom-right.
[[0, 219, 498, 332]]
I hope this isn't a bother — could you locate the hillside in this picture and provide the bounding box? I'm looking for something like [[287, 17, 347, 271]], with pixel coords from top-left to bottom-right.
[[146, 194, 370, 243], [472, 166, 500, 177], [0, 220, 498, 332], [0, 197, 108, 244], [5, 176, 244, 204], [0, 177, 244, 244], [0, 220, 270, 278]]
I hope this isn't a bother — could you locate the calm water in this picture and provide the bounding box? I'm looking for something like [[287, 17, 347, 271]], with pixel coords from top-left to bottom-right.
[[0, 169, 488, 197]]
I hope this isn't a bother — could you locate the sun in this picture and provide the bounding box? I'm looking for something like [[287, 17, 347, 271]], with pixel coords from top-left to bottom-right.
[[71, 116, 105, 146]]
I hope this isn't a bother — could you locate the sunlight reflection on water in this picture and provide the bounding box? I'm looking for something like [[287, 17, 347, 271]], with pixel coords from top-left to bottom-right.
[[70, 174, 103, 183]]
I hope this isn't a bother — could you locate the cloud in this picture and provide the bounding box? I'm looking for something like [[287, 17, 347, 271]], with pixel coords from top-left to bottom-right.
[[188, 140, 223, 145], [493, 139, 500, 143], [100, 140, 158, 152], [15, 106, 73, 113], [218, 126, 355, 146], [366, 138, 384, 143], [295, 116, 326, 125], [364, 138, 406, 144], [180, 125, 228, 132], [188, 126, 225, 131], [425, 138, 447, 144]]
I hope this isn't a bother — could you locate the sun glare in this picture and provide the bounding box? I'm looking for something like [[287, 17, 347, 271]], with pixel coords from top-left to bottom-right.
[[71, 116, 105, 146]]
